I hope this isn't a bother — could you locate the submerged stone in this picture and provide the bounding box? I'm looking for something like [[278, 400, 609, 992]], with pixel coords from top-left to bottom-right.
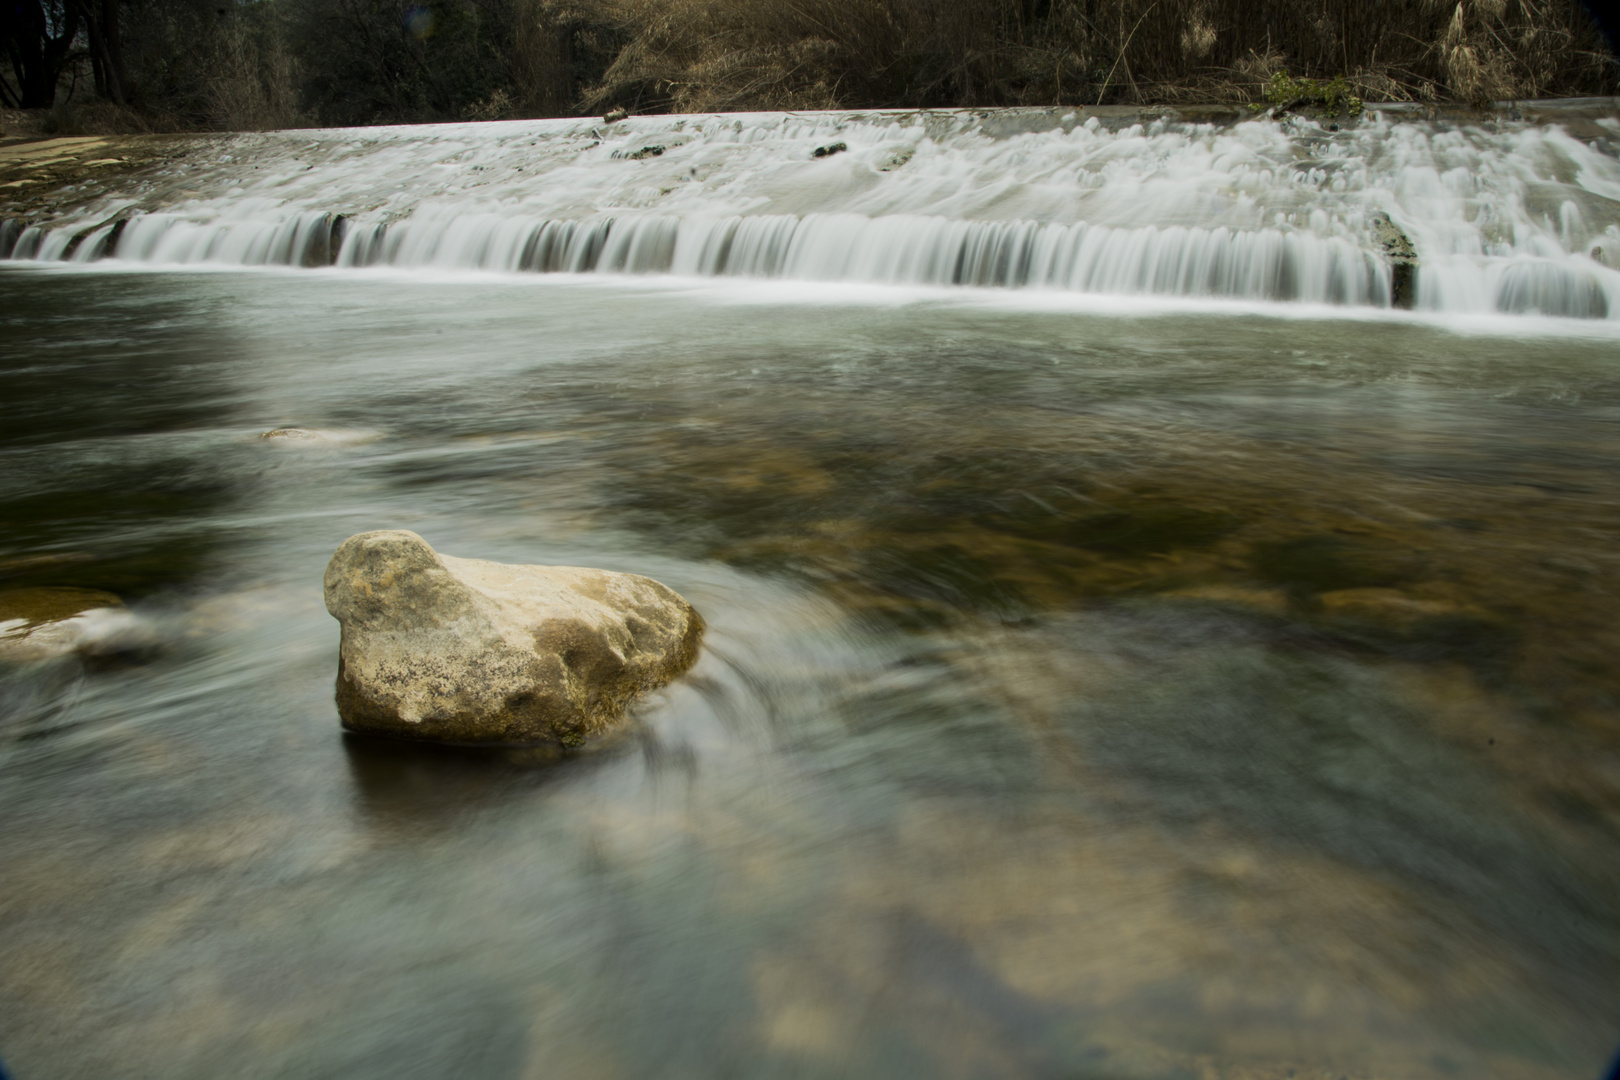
[[259, 427, 381, 445], [1318, 587, 1469, 624], [1162, 584, 1291, 616], [1315, 586, 1515, 661], [1251, 534, 1422, 596], [323, 530, 703, 747], [0, 587, 138, 662], [1371, 212, 1417, 309]]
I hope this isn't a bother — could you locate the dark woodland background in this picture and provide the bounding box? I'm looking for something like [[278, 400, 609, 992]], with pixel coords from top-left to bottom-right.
[[4, 0, 1618, 132]]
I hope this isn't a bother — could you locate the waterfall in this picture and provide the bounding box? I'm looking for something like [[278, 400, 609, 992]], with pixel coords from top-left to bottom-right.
[[5, 108, 1619, 318]]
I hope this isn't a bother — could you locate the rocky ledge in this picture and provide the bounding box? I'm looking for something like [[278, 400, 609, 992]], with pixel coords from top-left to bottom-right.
[[323, 530, 703, 747]]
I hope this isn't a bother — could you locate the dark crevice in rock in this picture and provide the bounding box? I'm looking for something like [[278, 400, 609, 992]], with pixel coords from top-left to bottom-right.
[[0, 217, 21, 258]]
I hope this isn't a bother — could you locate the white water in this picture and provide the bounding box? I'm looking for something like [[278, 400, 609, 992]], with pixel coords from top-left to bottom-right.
[[6, 108, 1620, 317]]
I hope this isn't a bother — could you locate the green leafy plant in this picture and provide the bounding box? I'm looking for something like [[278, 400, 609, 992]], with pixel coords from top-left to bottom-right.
[[1254, 71, 1363, 118]]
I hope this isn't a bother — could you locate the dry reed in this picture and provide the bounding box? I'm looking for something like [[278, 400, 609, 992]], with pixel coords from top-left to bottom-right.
[[540, 0, 1614, 114]]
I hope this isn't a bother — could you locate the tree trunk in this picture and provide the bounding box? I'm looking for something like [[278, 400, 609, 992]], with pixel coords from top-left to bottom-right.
[[511, 0, 575, 117], [73, 0, 129, 105], [4, 0, 82, 108]]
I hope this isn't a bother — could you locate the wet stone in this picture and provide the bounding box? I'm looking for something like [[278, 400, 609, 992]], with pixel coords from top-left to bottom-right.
[[324, 530, 704, 747], [258, 427, 381, 445], [0, 586, 131, 663], [1372, 212, 1418, 309], [1317, 587, 1476, 625], [1314, 587, 1518, 664]]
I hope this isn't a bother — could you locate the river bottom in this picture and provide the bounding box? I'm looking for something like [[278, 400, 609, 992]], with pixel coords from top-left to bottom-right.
[[1, 267, 1617, 1079]]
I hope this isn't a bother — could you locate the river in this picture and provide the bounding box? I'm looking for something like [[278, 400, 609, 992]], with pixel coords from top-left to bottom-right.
[[2, 108, 1619, 1079]]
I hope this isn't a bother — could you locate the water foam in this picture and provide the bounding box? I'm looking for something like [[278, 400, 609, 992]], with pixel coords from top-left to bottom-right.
[[4, 109, 1619, 317]]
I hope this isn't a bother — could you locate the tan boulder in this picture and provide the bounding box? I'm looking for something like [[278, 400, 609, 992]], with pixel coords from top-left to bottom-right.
[[323, 531, 703, 747]]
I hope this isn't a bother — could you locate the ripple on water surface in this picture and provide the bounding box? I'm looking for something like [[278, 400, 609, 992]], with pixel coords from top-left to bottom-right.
[[0, 267, 1618, 1079]]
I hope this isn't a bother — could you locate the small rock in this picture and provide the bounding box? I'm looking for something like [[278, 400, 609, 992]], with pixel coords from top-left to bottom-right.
[[1370, 212, 1418, 309], [813, 142, 847, 159], [603, 107, 628, 123], [878, 148, 914, 172], [0, 587, 141, 663], [324, 530, 704, 747], [261, 427, 322, 440]]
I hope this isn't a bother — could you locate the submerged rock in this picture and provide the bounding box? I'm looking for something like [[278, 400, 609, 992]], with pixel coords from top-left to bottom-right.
[[0, 587, 142, 663], [323, 530, 703, 747], [259, 427, 381, 445], [878, 148, 915, 172], [1162, 584, 1290, 616]]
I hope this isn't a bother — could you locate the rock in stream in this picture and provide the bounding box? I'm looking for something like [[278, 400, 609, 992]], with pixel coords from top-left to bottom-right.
[[323, 530, 703, 747]]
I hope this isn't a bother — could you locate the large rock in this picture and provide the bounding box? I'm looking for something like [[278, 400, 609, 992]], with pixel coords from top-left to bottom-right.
[[324, 530, 703, 747]]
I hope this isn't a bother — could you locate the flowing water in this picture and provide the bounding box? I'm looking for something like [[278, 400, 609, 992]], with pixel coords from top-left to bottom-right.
[[2, 109, 1620, 1080], [5, 107, 1620, 315]]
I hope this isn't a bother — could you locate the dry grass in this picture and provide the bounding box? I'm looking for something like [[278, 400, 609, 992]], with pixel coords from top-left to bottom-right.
[[553, 0, 1616, 114], [201, 18, 305, 132], [5, 0, 1611, 130]]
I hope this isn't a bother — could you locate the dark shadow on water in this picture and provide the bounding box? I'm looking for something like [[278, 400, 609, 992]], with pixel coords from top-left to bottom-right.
[[0, 273, 261, 600], [1251, 534, 1425, 595], [340, 730, 622, 828]]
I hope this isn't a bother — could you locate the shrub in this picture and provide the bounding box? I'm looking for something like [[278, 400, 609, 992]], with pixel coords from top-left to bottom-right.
[[1257, 71, 1363, 117]]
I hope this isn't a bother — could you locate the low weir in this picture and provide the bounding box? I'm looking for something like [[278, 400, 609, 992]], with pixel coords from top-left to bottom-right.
[[4, 106, 1619, 317]]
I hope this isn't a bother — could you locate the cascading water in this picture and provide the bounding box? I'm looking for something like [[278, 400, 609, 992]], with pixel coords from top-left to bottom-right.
[[4, 107, 1619, 317]]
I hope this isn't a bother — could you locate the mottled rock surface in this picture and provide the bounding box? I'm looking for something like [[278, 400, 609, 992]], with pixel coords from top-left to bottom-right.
[[323, 530, 703, 746], [1372, 212, 1418, 309]]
